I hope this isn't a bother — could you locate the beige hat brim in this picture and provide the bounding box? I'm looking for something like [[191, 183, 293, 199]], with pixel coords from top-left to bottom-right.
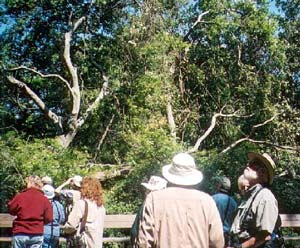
[[162, 164, 203, 186], [247, 152, 276, 185]]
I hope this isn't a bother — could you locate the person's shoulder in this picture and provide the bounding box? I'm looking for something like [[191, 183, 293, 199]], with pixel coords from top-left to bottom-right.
[[257, 187, 277, 201]]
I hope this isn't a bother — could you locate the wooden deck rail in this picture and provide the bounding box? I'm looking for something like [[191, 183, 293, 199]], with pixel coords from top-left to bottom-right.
[[0, 214, 299, 243], [0, 214, 136, 243]]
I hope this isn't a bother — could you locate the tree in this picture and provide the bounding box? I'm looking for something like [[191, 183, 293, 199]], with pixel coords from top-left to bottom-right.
[[2, 0, 126, 147]]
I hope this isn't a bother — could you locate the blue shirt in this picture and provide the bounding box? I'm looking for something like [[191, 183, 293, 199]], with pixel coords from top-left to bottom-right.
[[212, 192, 237, 234], [44, 199, 66, 237]]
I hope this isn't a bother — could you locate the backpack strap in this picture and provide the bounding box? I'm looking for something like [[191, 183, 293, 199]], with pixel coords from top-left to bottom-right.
[[79, 200, 88, 234], [240, 187, 264, 226]]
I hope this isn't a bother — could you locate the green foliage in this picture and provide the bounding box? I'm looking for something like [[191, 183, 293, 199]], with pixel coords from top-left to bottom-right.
[[0, 131, 89, 211], [0, 0, 300, 223], [106, 128, 181, 214]]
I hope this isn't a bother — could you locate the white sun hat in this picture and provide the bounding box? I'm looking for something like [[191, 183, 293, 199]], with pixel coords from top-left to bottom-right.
[[72, 175, 83, 187], [141, 176, 168, 191], [42, 184, 55, 199], [162, 153, 203, 186], [41, 176, 53, 185]]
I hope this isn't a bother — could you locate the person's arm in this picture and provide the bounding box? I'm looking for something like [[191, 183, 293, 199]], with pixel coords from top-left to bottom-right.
[[7, 195, 19, 216], [228, 231, 270, 248], [55, 178, 72, 194], [137, 194, 155, 248], [63, 200, 83, 234], [239, 231, 271, 248]]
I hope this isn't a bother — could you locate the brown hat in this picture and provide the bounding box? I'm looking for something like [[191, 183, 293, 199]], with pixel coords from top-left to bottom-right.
[[247, 152, 276, 185]]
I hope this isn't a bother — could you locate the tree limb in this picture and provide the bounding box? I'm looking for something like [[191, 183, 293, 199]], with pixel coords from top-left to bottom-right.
[[64, 18, 86, 118], [220, 113, 298, 153], [184, 11, 209, 41], [7, 76, 62, 127], [95, 114, 115, 155], [9, 65, 72, 92], [188, 109, 247, 153], [252, 114, 279, 129], [167, 99, 176, 140], [77, 75, 109, 127], [221, 137, 299, 153]]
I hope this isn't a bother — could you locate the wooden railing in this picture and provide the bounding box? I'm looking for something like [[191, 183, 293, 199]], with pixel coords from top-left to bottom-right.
[[0, 213, 136, 243], [0, 214, 299, 243]]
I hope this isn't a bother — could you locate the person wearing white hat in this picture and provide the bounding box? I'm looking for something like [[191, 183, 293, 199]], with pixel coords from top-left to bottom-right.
[[42, 176, 53, 186], [55, 175, 82, 216], [42, 185, 65, 248], [138, 153, 224, 248], [230, 152, 280, 248], [131, 176, 167, 247]]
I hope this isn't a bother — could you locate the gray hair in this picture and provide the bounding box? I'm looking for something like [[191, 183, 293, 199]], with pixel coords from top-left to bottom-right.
[[26, 175, 43, 189]]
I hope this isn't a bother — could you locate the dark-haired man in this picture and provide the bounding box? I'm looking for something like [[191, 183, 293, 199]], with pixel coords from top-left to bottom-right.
[[213, 176, 237, 246]]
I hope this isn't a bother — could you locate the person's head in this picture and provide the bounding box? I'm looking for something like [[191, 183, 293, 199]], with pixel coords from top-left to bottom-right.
[[70, 175, 82, 189], [216, 176, 231, 193], [25, 175, 43, 189], [141, 176, 167, 195], [80, 177, 103, 207], [42, 176, 53, 186], [244, 152, 276, 187], [42, 184, 55, 200], [162, 153, 203, 187], [237, 174, 250, 195]]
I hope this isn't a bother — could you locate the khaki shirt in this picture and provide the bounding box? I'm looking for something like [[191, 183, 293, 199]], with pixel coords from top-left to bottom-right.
[[231, 184, 278, 241], [138, 187, 224, 248]]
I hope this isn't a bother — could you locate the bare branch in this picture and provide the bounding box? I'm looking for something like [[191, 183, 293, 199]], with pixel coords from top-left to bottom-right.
[[167, 100, 176, 140], [221, 137, 299, 154], [7, 76, 62, 127], [64, 17, 86, 119], [77, 75, 109, 127], [72, 16, 85, 32], [188, 109, 250, 153], [253, 114, 279, 129], [220, 113, 294, 153], [9, 65, 72, 92], [95, 114, 115, 153], [184, 11, 210, 40]]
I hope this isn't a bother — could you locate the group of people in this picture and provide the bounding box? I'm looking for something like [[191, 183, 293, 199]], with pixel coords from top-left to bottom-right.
[[7, 174, 105, 248], [131, 152, 282, 248], [7, 151, 281, 248]]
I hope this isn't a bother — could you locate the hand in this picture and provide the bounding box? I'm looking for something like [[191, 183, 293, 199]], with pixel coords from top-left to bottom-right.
[[66, 178, 73, 184]]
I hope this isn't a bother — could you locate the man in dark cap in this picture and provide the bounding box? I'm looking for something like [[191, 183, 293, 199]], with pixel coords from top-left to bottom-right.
[[229, 152, 279, 248], [212, 176, 237, 246]]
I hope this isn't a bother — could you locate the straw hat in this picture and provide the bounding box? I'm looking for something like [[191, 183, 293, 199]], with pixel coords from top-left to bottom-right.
[[162, 153, 203, 186], [247, 152, 276, 185]]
